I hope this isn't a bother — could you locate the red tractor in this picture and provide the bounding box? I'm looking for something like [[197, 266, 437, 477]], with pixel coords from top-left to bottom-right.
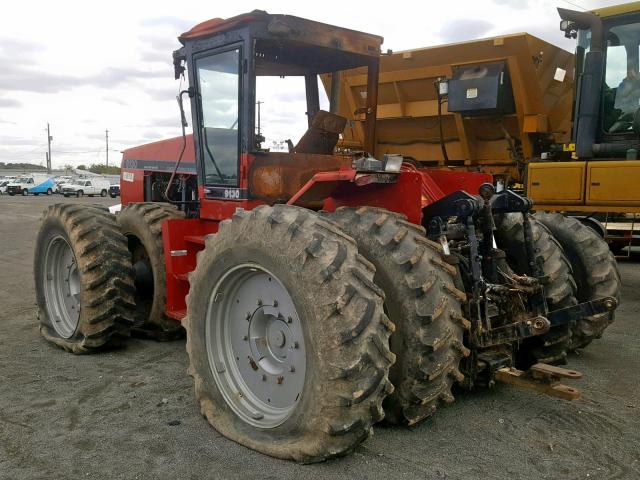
[[34, 11, 618, 462]]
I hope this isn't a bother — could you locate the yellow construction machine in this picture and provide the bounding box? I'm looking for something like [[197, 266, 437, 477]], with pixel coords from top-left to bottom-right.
[[328, 2, 640, 253]]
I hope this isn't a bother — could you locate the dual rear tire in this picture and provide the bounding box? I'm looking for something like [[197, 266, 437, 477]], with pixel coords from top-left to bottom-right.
[[534, 212, 621, 349], [34, 204, 136, 353], [323, 207, 466, 426], [494, 213, 578, 366], [117, 203, 185, 340], [186, 205, 395, 462]]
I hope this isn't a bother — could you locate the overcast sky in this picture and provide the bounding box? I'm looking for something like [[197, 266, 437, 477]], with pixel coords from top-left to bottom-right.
[[0, 0, 626, 168]]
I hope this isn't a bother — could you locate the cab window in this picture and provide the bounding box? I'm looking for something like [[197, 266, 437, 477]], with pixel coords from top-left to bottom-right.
[[602, 22, 640, 133], [195, 49, 240, 186]]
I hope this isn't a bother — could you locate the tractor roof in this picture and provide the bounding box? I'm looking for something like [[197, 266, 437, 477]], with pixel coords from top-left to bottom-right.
[[178, 10, 383, 58], [591, 1, 640, 19]]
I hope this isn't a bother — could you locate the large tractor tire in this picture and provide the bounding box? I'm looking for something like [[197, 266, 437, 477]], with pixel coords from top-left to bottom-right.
[[323, 207, 466, 426], [185, 205, 395, 462], [34, 204, 136, 353], [118, 202, 185, 340], [535, 212, 621, 349], [494, 213, 578, 366]]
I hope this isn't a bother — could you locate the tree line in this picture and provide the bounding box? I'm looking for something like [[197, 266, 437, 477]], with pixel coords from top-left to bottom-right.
[[0, 162, 120, 175], [71, 164, 121, 175], [0, 162, 47, 171]]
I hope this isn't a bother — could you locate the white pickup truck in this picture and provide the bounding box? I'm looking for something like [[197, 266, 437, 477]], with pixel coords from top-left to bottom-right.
[[61, 178, 111, 197]]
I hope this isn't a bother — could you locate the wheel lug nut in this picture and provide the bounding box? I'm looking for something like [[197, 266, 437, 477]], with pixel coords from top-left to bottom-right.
[[290, 366, 295, 373], [257, 299, 263, 306], [245, 312, 251, 320], [293, 341, 299, 349], [277, 376, 284, 385], [287, 316, 293, 324], [273, 300, 278, 307], [262, 374, 267, 381], [243, 335, 248, 341]]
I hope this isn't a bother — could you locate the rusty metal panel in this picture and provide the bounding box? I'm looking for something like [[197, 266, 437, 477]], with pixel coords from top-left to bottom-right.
[[248, 152, 352, 204], [180, 11, 383, 58]]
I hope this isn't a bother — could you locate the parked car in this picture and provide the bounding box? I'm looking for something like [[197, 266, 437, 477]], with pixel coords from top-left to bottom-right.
[[55, 181, 71, 193], [62, 178, 111, 197], [6, 174, 55, 196], [0, 180, 10, 195], [54, 176, 74, 193], [109, 183, 120, 198]]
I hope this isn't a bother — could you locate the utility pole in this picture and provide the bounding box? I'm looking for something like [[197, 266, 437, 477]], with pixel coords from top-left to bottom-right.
[[46, 123, 52, 174], [105, 129, 109, 168]]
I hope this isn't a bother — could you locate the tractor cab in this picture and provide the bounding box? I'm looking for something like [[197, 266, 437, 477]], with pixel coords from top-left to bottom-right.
[[173, 11, 384, 217], [560, 3, 640, 157]]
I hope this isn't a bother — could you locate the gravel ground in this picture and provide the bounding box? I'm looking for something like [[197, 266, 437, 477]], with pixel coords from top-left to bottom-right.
[[1, 194, 639, 480]]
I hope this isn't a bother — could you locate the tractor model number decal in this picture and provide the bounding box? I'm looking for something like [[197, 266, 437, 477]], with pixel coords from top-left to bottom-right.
[[205, 187, 248, 200], [122, 171, 135, 182], [224, 189, 240, 199]]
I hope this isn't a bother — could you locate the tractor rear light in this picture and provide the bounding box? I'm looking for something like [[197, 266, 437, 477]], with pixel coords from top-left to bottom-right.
[[353, 153, 403, 173], [383, 154, 403, 172]]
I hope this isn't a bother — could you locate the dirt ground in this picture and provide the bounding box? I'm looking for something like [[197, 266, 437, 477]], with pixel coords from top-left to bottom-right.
[[0, 194, 638, 480]]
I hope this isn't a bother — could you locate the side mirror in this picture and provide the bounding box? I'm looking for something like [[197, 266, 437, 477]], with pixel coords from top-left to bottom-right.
[[560, 19, 577, 39]]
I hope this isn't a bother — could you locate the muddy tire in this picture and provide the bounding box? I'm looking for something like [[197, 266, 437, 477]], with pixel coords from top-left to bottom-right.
[[34, 204, 136, 353], [535, 212, 621, 349], [323, 207, 466, 426], [118, 202, 185, 340], [494, 213, 578, 366], [185, 205, 395, 462]]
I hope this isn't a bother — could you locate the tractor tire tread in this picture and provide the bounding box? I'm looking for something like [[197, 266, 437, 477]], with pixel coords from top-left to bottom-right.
[[535, 212, 621, 349], [322, 206, 464, 427], [494, 213, 577, 365], [185, 204, 394, 462], [35, 204, 136, 354], [117, 202, 185, 340]]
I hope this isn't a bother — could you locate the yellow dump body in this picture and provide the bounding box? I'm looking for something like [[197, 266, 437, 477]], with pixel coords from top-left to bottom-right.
[[327, 33, 575, 183]]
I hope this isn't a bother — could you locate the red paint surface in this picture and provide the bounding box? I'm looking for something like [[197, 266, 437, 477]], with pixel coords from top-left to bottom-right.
[[120, 136, 493, 321]]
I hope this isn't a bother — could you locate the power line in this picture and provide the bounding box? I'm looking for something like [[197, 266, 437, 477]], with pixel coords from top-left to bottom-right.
[[559, 0, 586, 11]]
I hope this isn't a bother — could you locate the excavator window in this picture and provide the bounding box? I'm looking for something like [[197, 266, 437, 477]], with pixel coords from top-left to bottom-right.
[[602, 22, 640, 134], [195, 48, 241, 186]]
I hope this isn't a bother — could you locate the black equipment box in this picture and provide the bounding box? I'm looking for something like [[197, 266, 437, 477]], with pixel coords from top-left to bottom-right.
[[447, 62, 515, 116]]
